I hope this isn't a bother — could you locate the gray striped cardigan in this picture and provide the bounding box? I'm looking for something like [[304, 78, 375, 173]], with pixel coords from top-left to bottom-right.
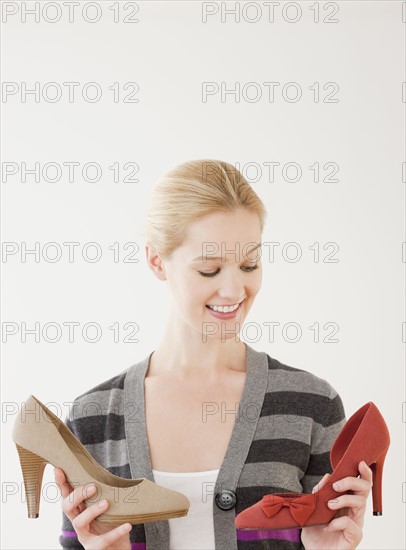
[[59, 343, 346, 550]]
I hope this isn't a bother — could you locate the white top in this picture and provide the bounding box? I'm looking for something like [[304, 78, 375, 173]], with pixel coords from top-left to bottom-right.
[[152, 468, 220, 550]]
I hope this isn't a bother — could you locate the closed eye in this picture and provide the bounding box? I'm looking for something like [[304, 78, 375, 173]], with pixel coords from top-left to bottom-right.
[[198, 265, 259, 278]]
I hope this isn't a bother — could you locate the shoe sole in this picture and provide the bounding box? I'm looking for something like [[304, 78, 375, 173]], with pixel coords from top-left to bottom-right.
[[237, 521, 329, 531], [96, 509, 189, 525]]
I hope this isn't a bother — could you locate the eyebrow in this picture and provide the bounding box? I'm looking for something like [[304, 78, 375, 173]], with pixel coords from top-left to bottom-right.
[[192, 243, 262, 262]]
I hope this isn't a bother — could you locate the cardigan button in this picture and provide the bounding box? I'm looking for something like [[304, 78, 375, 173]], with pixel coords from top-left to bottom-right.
[[215, 489, 237, 510]]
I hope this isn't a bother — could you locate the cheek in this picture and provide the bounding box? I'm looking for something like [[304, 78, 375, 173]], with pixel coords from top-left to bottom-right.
[[251, 273, 262, 295], [195, 286, 216, 309], [182, 276, 208, 306], [171, 276, 196, 308]]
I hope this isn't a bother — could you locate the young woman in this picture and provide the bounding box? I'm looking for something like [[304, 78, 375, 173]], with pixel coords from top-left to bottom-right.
[[55, 159, 372, 550]]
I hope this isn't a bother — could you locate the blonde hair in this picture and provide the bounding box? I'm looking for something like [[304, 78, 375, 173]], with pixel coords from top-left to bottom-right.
[[143, 159, 267, 261]]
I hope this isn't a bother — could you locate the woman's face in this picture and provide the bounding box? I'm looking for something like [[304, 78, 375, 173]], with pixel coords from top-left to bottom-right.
[[155, 208, 263, 341]]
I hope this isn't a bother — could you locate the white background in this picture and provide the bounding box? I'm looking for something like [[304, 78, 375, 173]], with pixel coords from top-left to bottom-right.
[[1, 1, 404, 549]]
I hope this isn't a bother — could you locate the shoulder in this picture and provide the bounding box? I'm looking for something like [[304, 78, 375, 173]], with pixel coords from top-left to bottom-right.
[[264, 353, 345, 425], [74, 367, 128, 401], [64, 367, 134, 470], [66, 367, 130, 435]]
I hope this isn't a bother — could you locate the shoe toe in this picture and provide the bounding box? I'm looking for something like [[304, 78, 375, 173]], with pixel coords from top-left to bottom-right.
[[235, 501, 265, 529], [143, 479, 190, 513]]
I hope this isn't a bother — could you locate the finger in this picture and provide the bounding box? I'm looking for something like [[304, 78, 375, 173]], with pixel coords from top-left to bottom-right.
[[54, 467, 74, 499], [327, 494, 366, 511], [72, 497, 111, 532], [312, 473, 330, 493], [62, 483, 98, 519], [330, 475, 372, 496], [92, 523, 132, 549], [323, 515, 363, 545], [359, 460, 373, 485]]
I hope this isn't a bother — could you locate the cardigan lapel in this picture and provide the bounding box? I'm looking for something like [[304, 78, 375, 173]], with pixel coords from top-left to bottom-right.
[[124, 349, 166, 549], [213, 343, 269, 549], [123, 343, 269, 550]]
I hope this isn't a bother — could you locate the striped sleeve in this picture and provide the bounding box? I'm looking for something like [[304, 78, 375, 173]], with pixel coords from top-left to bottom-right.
[[300, 383, 347, 495], [58, 413, 85, 550]]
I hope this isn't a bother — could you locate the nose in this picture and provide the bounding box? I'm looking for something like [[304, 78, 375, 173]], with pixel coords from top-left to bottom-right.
[[217, 270, 245, 301]]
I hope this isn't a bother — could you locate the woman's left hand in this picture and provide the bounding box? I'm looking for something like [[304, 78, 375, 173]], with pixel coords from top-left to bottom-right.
[[301, 461, 373, 549]]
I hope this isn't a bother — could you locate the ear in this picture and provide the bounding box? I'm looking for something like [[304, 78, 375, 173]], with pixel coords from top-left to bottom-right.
[[145, 244, 167, 281]]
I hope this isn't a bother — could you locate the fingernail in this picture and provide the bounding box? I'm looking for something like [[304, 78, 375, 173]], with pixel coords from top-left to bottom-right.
[[87, 484, 96, 493], [328, 499, 337, 506], [98, 499, 107, 508], [332, 482, 339, 490]]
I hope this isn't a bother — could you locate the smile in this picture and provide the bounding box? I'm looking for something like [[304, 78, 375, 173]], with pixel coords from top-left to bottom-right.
[[206, 301, 242, 313]]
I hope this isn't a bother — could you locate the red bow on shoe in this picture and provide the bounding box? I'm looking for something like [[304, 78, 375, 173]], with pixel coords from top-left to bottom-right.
[[260, 493, 317, 527]]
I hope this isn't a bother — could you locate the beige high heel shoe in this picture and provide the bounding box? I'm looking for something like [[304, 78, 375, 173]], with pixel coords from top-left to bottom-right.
[[12, 395, 190, 524]]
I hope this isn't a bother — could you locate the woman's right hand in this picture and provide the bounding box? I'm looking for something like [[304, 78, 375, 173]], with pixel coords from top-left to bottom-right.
[[54, 467, 132, 550]]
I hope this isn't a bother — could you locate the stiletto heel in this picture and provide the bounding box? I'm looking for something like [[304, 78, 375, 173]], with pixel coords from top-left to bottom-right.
[[15, 443, 48, 519], [12, 395, 190, 523], [370, 448, 388, 516], [235, 401, 391, 530]]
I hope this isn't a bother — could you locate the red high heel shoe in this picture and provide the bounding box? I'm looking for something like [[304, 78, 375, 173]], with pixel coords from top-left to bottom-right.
[[234, 401, 390, 530]]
